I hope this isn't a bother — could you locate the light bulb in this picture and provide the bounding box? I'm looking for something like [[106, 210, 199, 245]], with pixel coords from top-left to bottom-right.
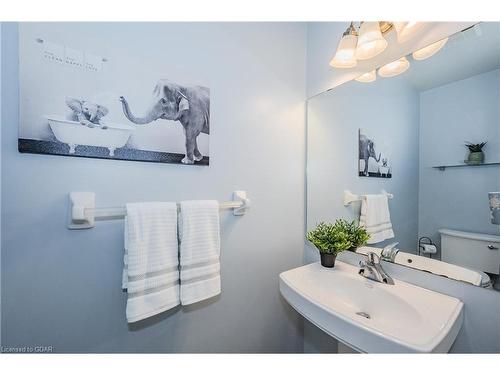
[[412, 37, 448, 60], [378, 56, 410, 78], [329, 26, 358, 68], [355, 70, 377, 83], [356, 22, 388, 60]]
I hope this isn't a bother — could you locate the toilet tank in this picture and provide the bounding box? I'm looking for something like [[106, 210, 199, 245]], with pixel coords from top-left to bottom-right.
[[439, 229, 500, 275]]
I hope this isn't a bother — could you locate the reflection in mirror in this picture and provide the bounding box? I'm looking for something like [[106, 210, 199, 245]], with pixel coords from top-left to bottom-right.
[[306, 23, 500, 289]]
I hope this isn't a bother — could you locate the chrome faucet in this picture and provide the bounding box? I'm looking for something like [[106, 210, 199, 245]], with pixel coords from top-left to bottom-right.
[[359, 252, 394, 285], [381, 242, 400, 262]]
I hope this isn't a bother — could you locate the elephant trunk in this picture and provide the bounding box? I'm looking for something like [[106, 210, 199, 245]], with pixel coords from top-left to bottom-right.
[[375, 153, 381, 163], [120, 96, 158, 125]]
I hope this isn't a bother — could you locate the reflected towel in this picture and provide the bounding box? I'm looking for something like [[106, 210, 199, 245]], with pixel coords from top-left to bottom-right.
[[123, 202, 180, 323], [178, 200, 221, 305], [360, 194, 394, 244]]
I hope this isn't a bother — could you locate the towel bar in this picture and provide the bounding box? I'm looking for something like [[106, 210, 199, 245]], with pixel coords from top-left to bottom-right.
[[343, 190, 393, 206], [68, 191, 250, 229]]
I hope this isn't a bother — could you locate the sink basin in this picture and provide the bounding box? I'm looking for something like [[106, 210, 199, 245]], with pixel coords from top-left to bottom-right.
[[279, 261, 464, 353]]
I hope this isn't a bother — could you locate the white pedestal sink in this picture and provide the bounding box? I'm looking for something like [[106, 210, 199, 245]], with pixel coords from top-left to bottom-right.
[[280, 261, 464, 353]]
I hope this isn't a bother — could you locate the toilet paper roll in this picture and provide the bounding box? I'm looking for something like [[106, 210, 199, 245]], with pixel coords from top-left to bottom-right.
[[421, 244, 437, 254]]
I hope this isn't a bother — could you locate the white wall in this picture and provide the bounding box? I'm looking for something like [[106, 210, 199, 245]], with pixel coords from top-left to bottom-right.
[[1, 22, 307, 353], [419, 69, 500, 254]]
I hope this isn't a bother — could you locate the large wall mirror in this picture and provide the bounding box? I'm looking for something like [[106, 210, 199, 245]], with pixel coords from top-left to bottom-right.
[[306, 23, 500, 289]]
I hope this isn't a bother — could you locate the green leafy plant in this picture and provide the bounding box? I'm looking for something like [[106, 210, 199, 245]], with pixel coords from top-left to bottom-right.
[[307, 219, 370, 255], [330, 219, 370, 251], [465, 142, 487, 152], [307, 222, 351, 255]]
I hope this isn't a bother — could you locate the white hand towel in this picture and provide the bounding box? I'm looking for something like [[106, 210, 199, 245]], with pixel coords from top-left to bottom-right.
[[123, 202, 180, 323], [178, 200, 221, 305], [359, 194, 395, 244]]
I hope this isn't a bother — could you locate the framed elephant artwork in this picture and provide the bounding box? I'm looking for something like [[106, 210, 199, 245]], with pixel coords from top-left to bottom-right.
[[358, 128, 392, 178], [17, 23, 210, 165]]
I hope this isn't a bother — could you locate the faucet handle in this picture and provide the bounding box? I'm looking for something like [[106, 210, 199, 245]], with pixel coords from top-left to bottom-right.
[[383, 242, 399, 251], [381, 242, 400, 262], [367, 252, 380, 264]]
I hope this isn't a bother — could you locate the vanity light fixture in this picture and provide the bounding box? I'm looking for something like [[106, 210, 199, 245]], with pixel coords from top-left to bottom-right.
[[378, 56, 410, 78], [393, 22, 424, 43], [329, 22, 433, 71], [412, 37, 449, 60], [356, 22, 388, 60], [329, 22, 358, 68], [355, 70, 377, 83]]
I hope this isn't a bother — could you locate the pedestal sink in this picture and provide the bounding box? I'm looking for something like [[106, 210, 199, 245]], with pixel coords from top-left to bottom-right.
[[279, 261, 463, 353]]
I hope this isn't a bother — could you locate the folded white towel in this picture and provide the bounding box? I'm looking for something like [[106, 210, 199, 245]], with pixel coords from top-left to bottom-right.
[[359, 194, 395, 244], [178, 200, 221, 305], [123, 202, 180, 323]]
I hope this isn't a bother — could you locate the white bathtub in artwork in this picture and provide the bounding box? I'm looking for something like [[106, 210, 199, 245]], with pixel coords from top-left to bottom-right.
[[46, 116, 134, 156]]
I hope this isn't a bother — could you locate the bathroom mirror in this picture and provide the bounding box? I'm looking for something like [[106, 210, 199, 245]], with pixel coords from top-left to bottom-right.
[[306, 22, 500, 289]]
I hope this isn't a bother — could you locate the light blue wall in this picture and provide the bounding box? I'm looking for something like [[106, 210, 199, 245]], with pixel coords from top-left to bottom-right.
[[419, 69, 500, 254], [1, 22, 307, 353]]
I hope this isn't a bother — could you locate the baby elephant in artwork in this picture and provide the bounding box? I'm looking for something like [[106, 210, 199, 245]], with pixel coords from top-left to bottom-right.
[[66, 97, 109, 129]]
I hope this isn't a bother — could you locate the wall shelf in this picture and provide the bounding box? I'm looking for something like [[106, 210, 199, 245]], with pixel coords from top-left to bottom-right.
[[433, 162, 500, 171]]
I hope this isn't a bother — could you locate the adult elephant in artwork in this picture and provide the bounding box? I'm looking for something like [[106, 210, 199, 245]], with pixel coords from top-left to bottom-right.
[[120, 80, 210, 164], [359, 134, 381, 176]]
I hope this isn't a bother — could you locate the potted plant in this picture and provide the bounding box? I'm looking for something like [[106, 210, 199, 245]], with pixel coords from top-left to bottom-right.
[[345, 220, 371, 251], [329, 219, 370, 252], [465, 142, 487, 165], [307, 219, 369, 268]]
